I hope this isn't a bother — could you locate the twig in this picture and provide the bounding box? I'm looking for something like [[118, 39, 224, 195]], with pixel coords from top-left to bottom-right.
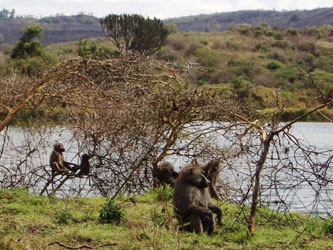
[[48, 241, 117, 249]]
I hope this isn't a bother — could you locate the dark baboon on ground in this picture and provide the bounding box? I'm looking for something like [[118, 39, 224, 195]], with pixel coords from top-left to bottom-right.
[[173, 164, 222, 234], [200, 160, 221, 200], [152, 161, 179, 187], [49, 143, 77, 176], [74, 154, 92, 177]]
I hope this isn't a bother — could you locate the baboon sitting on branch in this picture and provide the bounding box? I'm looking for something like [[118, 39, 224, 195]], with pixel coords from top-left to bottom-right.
[[173, 163, 222, 234], [74, 154, 92, 177], [49, 143, 77, 176], [153, 161, 179, 187]]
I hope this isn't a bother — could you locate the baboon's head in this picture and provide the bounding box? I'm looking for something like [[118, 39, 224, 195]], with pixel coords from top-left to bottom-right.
[[81, 154, 92, 161], [163, 163, 178, 178], [54, 143, 65, 153], [157, 162, 179, 179], [207, 160, 221, 176], [187, 167, 210, 188]]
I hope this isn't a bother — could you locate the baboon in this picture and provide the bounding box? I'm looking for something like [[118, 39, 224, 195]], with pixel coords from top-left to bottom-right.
[[152, 161, 179, 187], [49, 143, 77, 176], [173, 164, 222, 234], [74, 154, 92, 177], [200, 160, 221, 200]]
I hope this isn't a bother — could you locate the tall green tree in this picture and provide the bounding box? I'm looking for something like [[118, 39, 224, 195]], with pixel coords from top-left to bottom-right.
[[100, 14, 169, 55], [10, 24, 44, 59]]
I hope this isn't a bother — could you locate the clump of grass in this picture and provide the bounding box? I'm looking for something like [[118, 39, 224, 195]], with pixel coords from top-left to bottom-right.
[[55, 209, 73, 225], [322, 218, 333, 235], [154, 185, 173, 202], [99, 198, 124, 224]]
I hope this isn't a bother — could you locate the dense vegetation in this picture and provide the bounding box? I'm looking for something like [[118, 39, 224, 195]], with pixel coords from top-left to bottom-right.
[[1, 188, 332, 249], [1, 23, 332, 119], [157, 24, 333, 115], [165, 8, 333, 32]]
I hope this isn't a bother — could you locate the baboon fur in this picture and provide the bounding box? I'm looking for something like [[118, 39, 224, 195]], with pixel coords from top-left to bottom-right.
[[200, 160, 221, 200], [49, 143, 76, 176], [75, 154, 92, 177], [173, 163, 222, 234], [153, 161, 179, 187]]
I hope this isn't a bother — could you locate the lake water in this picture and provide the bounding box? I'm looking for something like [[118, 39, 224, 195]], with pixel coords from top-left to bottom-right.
[[0, 122, 332, 216]]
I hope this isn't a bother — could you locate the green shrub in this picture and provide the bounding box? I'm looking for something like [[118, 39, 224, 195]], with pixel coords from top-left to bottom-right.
[[186, 41, 203, 56], [322, 218, 333, 235], [99, 198, 124, 224], [287, 28, 298, 36], [273, 32, 284, 40], [195, 48, 223, 67], [267, 61, 282, 70], [154, 185, 173, 202], [198, 76, 209, 85], [200, 40, 208, 46], [55, 210, 73, 225], [272, 40, 290, 49]]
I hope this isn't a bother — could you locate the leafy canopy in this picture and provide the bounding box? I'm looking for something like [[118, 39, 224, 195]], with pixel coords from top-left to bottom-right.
[[100, 14, 169, 55], [10, 24, 44, 59]]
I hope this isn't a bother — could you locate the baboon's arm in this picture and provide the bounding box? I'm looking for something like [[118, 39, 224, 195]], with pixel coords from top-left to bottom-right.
[[63, 161, 78, 170], [187, 204, 212, 217], [208, 203, 222, 225], [210, 184, 220, 200]]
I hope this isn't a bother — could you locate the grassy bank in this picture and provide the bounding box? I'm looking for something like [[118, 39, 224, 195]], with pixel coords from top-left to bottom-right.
[[262, 107, 333, 122], [1, 188, 332, 249]]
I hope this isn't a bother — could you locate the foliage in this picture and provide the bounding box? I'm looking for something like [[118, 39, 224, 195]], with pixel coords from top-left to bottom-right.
[[100, 14, 169, 55], [0, 8, 15, 19], [322, 218, 333, 235], [153, 185, 173, 202], [267, 60, 282, 70], [77, 38, 117, 58], [55, 209, 73, 224], [99, 198, 124, 224], [231, 76, 253, 100], [10, 24, 44, 59]]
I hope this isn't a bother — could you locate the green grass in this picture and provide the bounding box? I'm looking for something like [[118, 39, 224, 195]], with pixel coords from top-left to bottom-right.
[[0, 188, 332, 249]]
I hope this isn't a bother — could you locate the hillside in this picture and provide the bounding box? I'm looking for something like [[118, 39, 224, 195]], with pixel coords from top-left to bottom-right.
[[0, 8, 333, 44], [0, 14, 103, 44], [165, 8, 333, 32]]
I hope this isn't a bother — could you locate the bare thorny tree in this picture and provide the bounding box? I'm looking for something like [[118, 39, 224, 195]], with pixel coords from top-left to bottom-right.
[[0, 53, 332, 234]]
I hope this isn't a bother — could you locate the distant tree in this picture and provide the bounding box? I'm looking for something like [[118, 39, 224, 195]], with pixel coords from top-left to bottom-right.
[[9, 9, 15, 19], [100, 14, 169, 55], [165, 23, 178, 34], [0, 8, 9, 18], [10, 24, 44, 59]]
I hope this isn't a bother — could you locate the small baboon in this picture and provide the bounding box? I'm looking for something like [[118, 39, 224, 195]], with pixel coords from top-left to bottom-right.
[[153, 161, 179, 187], [173, 164, 222, 234], [200, 160, 221, 200], [49, 143, 77, 176], [75, 154, 92, 177]]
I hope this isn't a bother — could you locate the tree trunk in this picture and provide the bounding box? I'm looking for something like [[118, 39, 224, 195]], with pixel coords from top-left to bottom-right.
[[248, 136, 272, 234]]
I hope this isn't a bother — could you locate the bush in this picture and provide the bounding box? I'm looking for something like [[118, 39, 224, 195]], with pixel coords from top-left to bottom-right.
[[99, 198, 124, 224], [287, 28, 298, 36], [186, 41, 203, 56], [154, 185, 173, 201], [322, 218, 333, 235], [55, 210, 73, 225], [195, 48, 223, 67], [267, 61, 282, 70], [200, 40, 208, 46]]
